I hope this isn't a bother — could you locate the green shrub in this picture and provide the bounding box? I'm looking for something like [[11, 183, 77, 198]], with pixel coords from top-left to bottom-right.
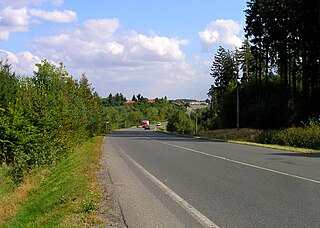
[[167, 110, 194, 134], [200, 127, 320, 150], [199, 128, 262, 142], [0, 61, 104, 182], [258, 126, 320, 150]]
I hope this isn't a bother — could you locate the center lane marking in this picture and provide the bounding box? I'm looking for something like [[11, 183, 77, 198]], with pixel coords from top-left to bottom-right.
[[150, 138, 320, 185]]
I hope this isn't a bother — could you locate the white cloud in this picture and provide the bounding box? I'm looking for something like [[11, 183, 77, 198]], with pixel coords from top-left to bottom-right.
[[32, 18, 189, 68], [0, 0, 46, 7], [199, 19, 243, 52], [27, 18, 210, 99], [51, 0, 63, 7], [106, 42, 124, 55], [0, 6, 76, 40], [0, 6, 30, 40], [125, 32, 188, 62], [29, 8, 77, 23], [82, 18, 120, 41], [0, 50, 41, 76], [0, 0, 64, 7], [0, 1, 71, 40]]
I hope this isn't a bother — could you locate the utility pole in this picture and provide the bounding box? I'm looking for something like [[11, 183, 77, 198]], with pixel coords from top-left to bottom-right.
[[235, 54, 240, 130], [195, 112, 198, 135], [237, 83, 239, 130]]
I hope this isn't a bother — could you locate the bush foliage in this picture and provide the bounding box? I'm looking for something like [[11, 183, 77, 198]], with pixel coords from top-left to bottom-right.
[[0, 61, 104, 181], [199, 126, 320, 150], [259, 126, 320, 150]]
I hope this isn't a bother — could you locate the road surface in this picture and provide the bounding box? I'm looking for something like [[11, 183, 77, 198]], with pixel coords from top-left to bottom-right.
[[102, 128, 320, 227]]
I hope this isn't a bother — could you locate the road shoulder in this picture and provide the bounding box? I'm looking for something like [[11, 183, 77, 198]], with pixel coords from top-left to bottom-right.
[[99, 136, 186, 228]]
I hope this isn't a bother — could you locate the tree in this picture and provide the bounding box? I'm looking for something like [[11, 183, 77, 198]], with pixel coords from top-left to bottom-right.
[[245, 0, 320, 125], [208, 46, 239, 127], [1, 60, 105, 181], [210, 46, 237, 90], [239, 40, 255, 82], [167, 109, 194, 134]]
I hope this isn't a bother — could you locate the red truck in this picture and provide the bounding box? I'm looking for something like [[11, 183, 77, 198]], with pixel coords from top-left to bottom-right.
[[141, 120, 150, 130]]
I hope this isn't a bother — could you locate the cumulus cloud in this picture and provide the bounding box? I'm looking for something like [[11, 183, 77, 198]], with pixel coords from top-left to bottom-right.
[[82, 18, 120, 41], [105, 41, 124, 55], [0, 50, 41, 76], [51, 0, 63, 7], [124, 31, 187, 62], [29, 8, 77, 23], [27, 18, 206, 98], [0, 0, 46, 7], [199, 19, 243, 52], [0, 1, 73, 40], [33, 18, 189, 68], [0, 6, 30, 40]]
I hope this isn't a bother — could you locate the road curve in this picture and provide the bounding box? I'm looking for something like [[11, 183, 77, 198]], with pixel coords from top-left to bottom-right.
[[103, 128, 320, 228]]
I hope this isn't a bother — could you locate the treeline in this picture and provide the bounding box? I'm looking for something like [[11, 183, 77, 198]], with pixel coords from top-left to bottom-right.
[[201, 0, 320, 130], [101, 94, 181, 130], [245, 0, 320, 120], [99, 94, 196, 135], [0, 60, 104, 181]]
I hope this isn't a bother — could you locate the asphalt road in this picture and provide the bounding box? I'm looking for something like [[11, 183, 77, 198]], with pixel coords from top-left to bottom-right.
[[104, 128, 320, 228]]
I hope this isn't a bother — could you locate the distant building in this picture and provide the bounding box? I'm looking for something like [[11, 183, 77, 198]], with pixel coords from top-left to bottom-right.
[[125, 100, 135, 104], [124, 99, 156, 105]]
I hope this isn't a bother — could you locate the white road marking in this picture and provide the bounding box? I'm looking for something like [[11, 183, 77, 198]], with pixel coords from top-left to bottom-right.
[[152, 139, 320, 185], [119, 148, 219, 228]]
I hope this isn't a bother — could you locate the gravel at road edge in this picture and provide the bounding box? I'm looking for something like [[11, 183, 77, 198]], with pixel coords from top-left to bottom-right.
[[97, 137, 127, 227]]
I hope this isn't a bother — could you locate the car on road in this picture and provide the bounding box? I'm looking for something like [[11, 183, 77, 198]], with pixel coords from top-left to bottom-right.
[[142, 120, 150, 129], [144, 125, 150, 130]]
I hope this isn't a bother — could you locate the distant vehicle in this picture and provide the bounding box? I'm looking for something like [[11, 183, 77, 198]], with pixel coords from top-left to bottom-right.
[[156, 122, 162, 126], [141, 120, 150, 128], [144, 125, 150, 130]]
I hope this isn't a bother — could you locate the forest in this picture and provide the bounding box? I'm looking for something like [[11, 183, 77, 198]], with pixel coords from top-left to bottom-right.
[[201, 0, 320, 130]]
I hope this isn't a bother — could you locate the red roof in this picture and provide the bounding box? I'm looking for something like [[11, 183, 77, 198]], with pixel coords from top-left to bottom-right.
[[125, 100, 135, 104]]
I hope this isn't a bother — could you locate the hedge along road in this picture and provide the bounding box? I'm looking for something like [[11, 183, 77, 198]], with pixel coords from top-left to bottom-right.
[[102, 128, 320, 228]]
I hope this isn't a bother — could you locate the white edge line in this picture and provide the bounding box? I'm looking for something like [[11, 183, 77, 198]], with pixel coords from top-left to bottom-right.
[[155, 140, 320, 185], [120, 149, 219, 228]]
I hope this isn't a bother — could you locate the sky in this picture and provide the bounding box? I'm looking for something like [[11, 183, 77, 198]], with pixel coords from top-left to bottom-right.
[[0, 0, 247, 100]]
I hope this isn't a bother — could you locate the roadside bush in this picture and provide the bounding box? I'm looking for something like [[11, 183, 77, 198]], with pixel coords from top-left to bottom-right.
[[257, 126, 320, 150], [199, 127, 320, 150], [0, 61, 104, 181], [167, 110, 194, 135], [199, 128, 262, 142]]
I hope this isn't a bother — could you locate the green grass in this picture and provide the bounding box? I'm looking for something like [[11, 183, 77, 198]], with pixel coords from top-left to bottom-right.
[[1, 136, 105, 228]]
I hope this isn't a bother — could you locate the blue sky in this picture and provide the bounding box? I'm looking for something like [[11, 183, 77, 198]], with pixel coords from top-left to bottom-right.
[[0, 0, 247, 100]]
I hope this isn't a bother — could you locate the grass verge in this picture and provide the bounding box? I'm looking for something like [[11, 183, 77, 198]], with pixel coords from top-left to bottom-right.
[[0, 167, 50, 226], [228, 140, 320, 155], [1, 136, 105, 227]]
